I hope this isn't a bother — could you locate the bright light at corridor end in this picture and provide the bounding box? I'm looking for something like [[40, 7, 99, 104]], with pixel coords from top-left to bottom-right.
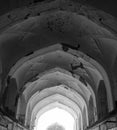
[[34, 107, 75, 130]]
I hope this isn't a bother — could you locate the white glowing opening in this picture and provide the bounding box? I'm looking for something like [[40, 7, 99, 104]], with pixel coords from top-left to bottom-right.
[[34, 107, 75, 130]]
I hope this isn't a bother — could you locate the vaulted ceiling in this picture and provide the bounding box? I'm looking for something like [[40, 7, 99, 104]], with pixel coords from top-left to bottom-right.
[[0, 0, 117, 130], [0, 0, 117, 17]]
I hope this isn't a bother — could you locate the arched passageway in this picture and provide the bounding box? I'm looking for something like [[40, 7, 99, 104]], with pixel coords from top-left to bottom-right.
[[0, 1, 117, 129]]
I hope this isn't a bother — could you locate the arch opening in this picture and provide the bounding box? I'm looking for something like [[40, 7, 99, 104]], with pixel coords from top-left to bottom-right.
[[26, 86, 88, 128], [34, 107, 75, 130]]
